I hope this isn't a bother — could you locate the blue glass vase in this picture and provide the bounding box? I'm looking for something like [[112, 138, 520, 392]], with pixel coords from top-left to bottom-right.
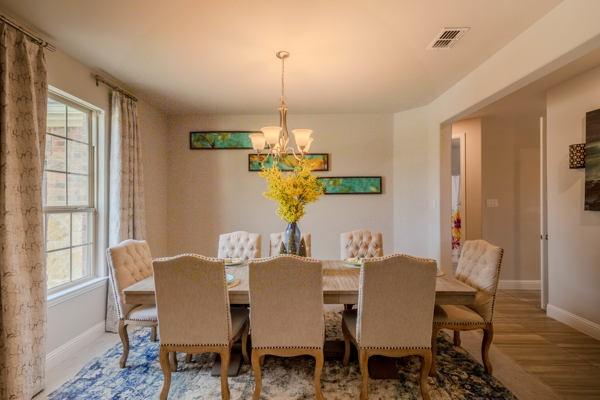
[[283, 222, 302, 255]]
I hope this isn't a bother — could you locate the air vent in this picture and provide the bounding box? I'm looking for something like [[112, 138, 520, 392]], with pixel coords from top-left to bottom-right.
[[427, 27, 470, 50]]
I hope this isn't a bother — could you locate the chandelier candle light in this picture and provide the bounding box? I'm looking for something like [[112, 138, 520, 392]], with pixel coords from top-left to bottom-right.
[[249, 51, 314, 160], [253, 51, 323, 256]]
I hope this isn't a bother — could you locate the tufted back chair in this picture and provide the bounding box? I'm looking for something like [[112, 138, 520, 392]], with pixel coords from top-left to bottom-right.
[[269, 232, 312, 257], [455, 240, 504, 322], [153, 254, 233, 346], [217, 231, 261, 260], [357, 254, 437, 349], [340, 229, 383, 259], [249, 255, 324, 349], [107, 239, 153, 319]]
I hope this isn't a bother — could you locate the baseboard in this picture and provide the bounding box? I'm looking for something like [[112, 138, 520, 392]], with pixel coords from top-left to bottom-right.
[[498, 280, 540, 290], [46, 322, 106, 369], [546, 304, 600, 341]]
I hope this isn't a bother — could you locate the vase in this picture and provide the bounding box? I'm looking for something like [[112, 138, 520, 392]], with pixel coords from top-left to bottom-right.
[[283, 222, 303, 256]]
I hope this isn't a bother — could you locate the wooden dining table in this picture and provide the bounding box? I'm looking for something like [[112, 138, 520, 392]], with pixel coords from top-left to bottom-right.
[[122, 259, 476, 378]]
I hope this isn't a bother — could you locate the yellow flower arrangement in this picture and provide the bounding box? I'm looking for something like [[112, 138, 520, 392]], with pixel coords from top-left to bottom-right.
[[260, 158, 324, 223]]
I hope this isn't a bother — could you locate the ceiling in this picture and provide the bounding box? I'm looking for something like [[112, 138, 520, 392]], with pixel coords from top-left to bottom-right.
[[0, 0, 562, 114]]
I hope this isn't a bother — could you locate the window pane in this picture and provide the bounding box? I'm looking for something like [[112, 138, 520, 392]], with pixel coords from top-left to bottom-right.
[[67, 141, 89, 174], [47, 249, 70, 288], [67, 106, 88, 143], [72, 212, 92, 246], [47, 99, 66, 137], [46, 213, 70, 251], [44, 171, 66, 206], [67, 174, 89, 206], [45, 135, 66, 172], [71, 245, 91, 281]]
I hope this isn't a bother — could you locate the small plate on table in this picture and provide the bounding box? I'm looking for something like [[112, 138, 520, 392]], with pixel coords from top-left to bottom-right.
[[223, 258, 243, 267], [343, 257, 363, 268]]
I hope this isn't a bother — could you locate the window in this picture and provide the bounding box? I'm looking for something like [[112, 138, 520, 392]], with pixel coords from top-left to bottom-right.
[[44, 95, 97, 292]]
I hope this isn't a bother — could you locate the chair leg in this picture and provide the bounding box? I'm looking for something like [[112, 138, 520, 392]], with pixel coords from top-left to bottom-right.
[[358, 349, 369, 400], [241, 324, 249, 364], [420, 350, 432, 400], [118, 320, 129, 368], [453, 330, 461, 347], [185, 354, 193, 363], [251, 350, 263, 400], [259, 355, 265, 367], [220, 350, 231, 400], [313, 351, 324, 400], [159, 347, 172, 400], [169, 352, 178, 372], [482, 324, 494, 374], [429, 326, 440, 377], [342, 324, 351, 366], [151, 325, 158, 342]]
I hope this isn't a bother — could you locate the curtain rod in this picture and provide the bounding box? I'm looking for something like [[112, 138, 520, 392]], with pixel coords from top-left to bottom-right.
[[94, 74, 138, 102], [0, 14, 56, 51]]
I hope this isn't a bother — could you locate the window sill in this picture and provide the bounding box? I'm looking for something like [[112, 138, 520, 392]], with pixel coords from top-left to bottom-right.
[[47, 277, 108, 308]]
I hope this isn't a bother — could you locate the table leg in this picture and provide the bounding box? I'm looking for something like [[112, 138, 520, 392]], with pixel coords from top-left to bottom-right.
[[211, 344, 242, 377]]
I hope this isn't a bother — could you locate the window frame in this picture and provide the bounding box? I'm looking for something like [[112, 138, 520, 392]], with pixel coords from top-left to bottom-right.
[[44, 92, 99, 295]]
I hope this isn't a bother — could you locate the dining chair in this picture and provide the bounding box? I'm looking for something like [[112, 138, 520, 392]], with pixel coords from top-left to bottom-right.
[[342, 254, 437, 400], [269, 232, 312, 257], [340, 229, 383, 259], [153, 254, 249, 400], [106, 239, 158, 368], [217, 231, 261, 260], [248, 255, 324, 400], [430, 239, 504, 376]]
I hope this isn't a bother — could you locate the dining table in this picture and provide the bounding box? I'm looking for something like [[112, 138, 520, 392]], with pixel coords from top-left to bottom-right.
[[123, 260, 477, 378]]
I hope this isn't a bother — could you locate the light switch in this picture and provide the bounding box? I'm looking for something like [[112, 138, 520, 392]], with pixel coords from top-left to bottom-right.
[[486, 198, 499, 208]]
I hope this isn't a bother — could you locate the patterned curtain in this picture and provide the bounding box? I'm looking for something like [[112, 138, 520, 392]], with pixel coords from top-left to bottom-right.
[[105, 91, 147, 332], [0, 23, 48, 399]]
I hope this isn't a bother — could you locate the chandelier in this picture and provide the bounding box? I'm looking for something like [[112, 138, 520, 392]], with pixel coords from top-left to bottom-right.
[[249, 51, 313, 160]]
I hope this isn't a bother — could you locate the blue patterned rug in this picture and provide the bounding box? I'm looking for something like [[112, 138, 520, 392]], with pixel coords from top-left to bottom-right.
[[49, 312, 516, 399]]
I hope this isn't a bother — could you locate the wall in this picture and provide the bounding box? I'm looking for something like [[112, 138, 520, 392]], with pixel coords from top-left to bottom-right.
[[546, 65, 600, 333], [166, 114, 394, 259], [45, 48, 168, 355], [481, 116, 541, 282]]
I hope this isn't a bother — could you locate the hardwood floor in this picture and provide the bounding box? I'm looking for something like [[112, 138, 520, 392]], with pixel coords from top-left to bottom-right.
[[493, 289, 600, 400]]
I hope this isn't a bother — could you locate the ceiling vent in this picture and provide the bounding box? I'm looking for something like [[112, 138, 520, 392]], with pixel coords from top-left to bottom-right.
[[427, 27, 470, 50]]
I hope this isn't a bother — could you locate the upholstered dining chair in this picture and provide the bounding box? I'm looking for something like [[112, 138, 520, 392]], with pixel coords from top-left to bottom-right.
[[217, 231, 261, 260], [430, 239, 504, 376], [153, 254, 249, 400], [269, 232, 312, 257], [106, 239, 158, 368], [342, 254, 437, 400], [340, 229, 383, 259], [248, 255, 324, 400]]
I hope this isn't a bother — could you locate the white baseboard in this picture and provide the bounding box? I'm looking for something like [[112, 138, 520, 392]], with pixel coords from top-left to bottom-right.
[[46, 322, 106, 369], [547, 304, 600, 341], [498, 280, 540, 290]]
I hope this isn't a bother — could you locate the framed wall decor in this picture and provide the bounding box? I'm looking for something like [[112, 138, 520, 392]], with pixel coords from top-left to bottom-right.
[[189, 131, 260, 149], [318, 176, 382, 195], [585, 109, 600, 211], [248, 153, 329, 171]]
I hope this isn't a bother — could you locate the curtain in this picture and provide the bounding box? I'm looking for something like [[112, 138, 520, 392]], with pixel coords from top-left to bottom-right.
[[105, 91, 147, 332], [0, 23, 48, 399]]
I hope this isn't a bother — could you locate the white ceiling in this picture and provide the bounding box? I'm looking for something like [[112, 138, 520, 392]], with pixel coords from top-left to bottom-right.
[[0, 0, 561, 114]]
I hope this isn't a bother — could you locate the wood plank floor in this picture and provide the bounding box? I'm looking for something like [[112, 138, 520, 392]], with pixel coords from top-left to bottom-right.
[[493, 289, 600, 400]]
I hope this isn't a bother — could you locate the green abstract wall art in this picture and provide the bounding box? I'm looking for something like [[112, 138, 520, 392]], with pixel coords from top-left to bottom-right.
[[318, 176, 382, 195], [190, 131, 259, 149], [248, 153, 329, 171]]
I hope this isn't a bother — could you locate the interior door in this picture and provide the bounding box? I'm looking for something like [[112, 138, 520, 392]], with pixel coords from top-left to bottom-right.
[[539, 116, 549, 309]]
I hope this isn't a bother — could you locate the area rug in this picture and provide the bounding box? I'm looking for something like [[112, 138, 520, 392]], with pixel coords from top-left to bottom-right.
[[49, 312, 516, 399]]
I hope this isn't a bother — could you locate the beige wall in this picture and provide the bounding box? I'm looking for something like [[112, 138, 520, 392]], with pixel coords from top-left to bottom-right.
[[45, 49, 168, 354], [166, 114, 394, 259], [546, 65, 600, 328], [481, 116, 541, 281]]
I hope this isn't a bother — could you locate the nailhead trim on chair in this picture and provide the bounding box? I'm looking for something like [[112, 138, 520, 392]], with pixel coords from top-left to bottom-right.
[[252, 346, 324, 350], [360, 345, 431, 350], [161, 343, 229, 347]]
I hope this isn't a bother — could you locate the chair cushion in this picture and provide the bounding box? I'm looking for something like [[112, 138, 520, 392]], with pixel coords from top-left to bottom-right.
[[126, 305, 157, 321], [230, 308, 249, 338], [342, 309, 357, 341], [433, 305, 485, 326]]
